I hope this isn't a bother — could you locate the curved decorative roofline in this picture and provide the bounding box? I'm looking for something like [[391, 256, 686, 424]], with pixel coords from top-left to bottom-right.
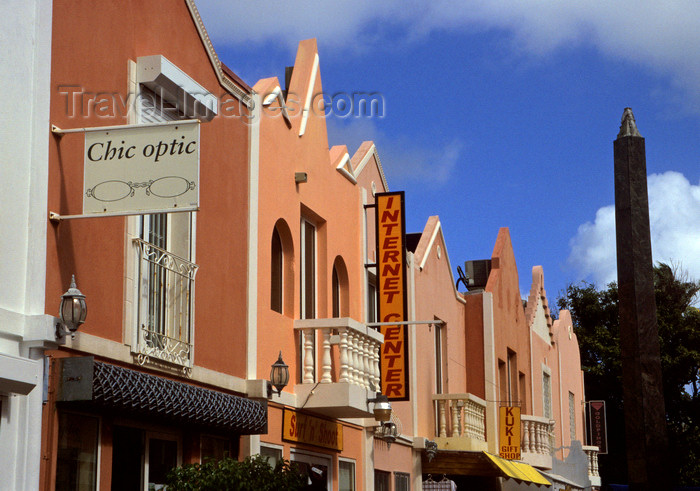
[[524, 266, 553, 333]]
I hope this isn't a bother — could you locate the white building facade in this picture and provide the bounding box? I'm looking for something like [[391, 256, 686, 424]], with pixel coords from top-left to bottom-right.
[[0, 1, 58, 489]]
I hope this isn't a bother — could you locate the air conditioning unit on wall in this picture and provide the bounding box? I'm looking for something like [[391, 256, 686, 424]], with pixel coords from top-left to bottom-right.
[[464, 259, 492, 291]]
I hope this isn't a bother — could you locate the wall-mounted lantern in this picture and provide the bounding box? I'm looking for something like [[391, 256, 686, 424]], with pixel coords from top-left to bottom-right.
[[56, 275, 87, 340], [379, 421, 398, 448], [425, 439, 438, 462], [268, 351, 289, 398], [368, 393, 392, 422]]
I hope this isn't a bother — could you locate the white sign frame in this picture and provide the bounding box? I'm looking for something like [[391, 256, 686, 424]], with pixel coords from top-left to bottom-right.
[[72, 120, 200, 216]]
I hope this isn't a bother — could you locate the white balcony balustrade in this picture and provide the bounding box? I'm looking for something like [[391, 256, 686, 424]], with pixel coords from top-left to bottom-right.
[[295, 317, 384, 389], [583, 445, 601, 486], [133, 238, 198, 373], [293, 318, 384, 419], [432, 393, 488, 451], [520, 414, 555, 469]]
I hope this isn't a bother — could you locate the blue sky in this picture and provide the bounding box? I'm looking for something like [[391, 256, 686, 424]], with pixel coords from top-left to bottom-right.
[[197, 1, 700, 304]]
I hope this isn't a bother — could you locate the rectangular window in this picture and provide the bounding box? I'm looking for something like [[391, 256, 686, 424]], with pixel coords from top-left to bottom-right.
[[134, 86, 197, 369], [519, 372, 527, 412], [498, 360, 507, 404], [56, 412, 99, 491], [290, 451, 331, 490], [300, 219, 317, 381], [374, 470, 391, 491], [143, 213, 167, 333], [569, 391, 576, 441], [332, 267, 340, 318], [201, 435, 231, 462], [140, 213, 194, 329], [300, 219, 316, 319], [395, 472, 410, 491], [260, 445, 283, 468], [507, 349, 517, 406], [146, 435, 179, 489], [339, 460, 355, 491], [111, 426, 180, 490], [543, 372, 552, 419], [435, 323, 444, 394], [136, 212, 196, 368], [367, 273, 377, 323]]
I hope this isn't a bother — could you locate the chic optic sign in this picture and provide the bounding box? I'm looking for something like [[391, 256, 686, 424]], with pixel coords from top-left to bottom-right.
[[83, 121, 199, 215]]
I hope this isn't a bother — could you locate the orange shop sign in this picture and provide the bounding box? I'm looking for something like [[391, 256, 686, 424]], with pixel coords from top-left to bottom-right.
[[283, 409, 343, 451], [375, 192, 409, 401], [499, 406, 521, 460]]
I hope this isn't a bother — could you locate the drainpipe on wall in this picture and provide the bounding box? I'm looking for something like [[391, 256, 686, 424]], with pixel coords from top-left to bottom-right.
[[243, 92, 261, 458], [482, 292, 498, 454], [558, 348, 565, 460]]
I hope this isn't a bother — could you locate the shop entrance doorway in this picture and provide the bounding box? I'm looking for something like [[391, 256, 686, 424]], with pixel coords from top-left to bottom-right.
[[111, 426, 180, 490]]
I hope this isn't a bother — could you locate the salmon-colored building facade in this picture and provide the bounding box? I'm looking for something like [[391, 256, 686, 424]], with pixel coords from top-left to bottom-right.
[[15, 1, 602, 490], [42, 1, 263, 489]]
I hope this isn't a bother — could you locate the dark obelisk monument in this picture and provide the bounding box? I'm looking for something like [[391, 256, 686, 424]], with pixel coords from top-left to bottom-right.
[[614, 108, 669, 490]]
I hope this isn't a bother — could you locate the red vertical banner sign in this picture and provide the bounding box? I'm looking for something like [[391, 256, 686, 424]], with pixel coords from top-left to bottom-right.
[[375, 192, 409, 401], [588, 400, 608, 454]]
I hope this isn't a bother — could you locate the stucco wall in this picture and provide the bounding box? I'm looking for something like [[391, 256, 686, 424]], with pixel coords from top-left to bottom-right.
[[0, 0, 54, 489], [47, 0, 251, 378], [485, 228, 532, 413], [254, 39, 378, 386]]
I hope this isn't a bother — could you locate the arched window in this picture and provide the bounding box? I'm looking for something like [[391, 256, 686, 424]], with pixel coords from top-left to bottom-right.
[[271, 220, 294, 315], [332, 266, 340, 318], [332, 257, 350, 318], [271, 227, 283, 313]]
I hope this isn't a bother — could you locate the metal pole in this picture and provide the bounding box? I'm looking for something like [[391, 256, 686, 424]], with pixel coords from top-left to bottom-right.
[[367, 320, 444, 327], [50, 119, 200, 135]]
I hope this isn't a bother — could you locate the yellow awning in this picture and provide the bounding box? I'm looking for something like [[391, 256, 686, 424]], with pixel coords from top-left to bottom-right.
[[483, 452, 551, 486]]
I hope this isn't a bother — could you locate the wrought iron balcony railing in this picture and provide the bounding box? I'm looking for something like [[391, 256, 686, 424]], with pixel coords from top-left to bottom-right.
[[133, 238, 198, 372]]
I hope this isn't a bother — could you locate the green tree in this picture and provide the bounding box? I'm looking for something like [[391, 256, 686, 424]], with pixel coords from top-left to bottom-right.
[[557, 263, 700, 486], [166, 454, 308, 491]]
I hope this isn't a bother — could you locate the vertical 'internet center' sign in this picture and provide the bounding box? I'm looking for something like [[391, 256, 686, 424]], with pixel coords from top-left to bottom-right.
[[375, 192, 409, 401]]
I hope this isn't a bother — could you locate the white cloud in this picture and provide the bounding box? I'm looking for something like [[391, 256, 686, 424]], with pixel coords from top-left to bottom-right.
[[326, 117, 463, 186], [568, 171, 700, 286], [196, 1, 700, 108]]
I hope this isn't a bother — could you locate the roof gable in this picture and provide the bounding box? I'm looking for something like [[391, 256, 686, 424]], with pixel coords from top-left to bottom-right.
[[184, 0, 251, 105], [525, 266, 554, 343], [413, 216, 463, 303], [350, 141, 389, 191]]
